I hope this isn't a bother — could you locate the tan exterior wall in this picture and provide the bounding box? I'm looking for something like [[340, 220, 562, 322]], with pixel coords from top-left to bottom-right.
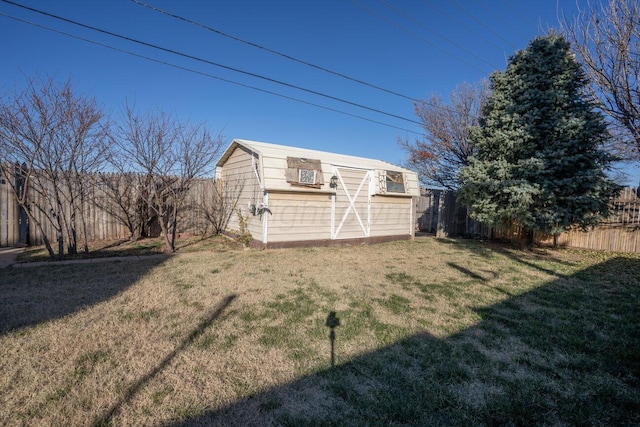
[[218, 142, 419, 245], [263, 173, 414, 244], [264, 192, 332, 243], [261, 155, 333, 193], [219, 146, 264, 241], [370, 196, 413, 237]]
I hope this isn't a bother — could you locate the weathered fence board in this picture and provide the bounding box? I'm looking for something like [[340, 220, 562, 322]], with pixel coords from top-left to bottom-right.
[[416, 187, 640, 253], [414, 188, 439, 233], [0, 167, 217, 247], [3, 167, 640, 254], [0, 174, 14, 246], [543, 225, 640, 252]]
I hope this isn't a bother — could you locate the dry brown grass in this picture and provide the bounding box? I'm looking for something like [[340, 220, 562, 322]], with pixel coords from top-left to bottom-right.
[[1, 236, 638, 426], [16, 234, 238, 262]]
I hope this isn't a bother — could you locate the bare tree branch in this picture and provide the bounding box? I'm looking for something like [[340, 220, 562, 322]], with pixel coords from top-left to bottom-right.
[[0, 74, 107, 258], [399, 80, 489, 189], [561, 0, 640, 156], [109, 104, 225, 252]]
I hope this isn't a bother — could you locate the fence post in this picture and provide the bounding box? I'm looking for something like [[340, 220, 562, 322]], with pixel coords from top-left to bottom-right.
[[427, 192, 434, 233], [436, 191, 446, 238]]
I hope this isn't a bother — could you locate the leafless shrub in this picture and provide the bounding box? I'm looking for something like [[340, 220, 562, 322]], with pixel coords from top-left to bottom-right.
[[200, 178, 245, 235], [561, 0, 640, 158], [0, 74, 108, 258], [108, 104, 225, 252], [399, 80, 489, 189]]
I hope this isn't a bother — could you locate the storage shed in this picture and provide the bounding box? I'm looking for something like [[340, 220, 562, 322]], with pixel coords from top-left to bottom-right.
[[216, 139, 420, 248]]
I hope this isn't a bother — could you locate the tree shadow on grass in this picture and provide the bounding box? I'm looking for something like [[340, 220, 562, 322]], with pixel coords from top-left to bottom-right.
[[439, 238, 576, 278], [166, 256, 640, 426], [93, 294, 237, 427], [0, 256, 170, 336]]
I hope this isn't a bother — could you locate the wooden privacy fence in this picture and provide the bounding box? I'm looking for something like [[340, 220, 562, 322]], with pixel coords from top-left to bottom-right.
[[415, 186, 640, 253], [0, 167, 217, 247], [0, 173, 18, 247], [4, 167, 640, 253]]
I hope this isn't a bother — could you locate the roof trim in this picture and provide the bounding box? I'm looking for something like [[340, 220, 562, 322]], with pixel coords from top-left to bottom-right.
[[216, 138, 413, 173]]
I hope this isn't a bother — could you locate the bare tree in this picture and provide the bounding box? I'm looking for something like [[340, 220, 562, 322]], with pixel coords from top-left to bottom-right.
[[109, 104, 225, 252], [399, 80, 489, 189], [0, 74, 107, 258], [55, 88, 109, 254], [561, 0, 640, 156], [93, 172, 157, 241], [201, 178, 245, 235]]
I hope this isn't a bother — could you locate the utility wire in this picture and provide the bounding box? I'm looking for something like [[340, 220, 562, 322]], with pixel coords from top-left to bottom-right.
[[132, 0, 471, 117], [471, 0, 529, 41], [380, 0, 498, 70], [498, 0, 537, 29], [0, 0, 422, 126], [130, 0, 420, 103], [422, 0, 506, 52], [349, 0, 490, 74], [448, 0, 518, 50], [0, 12, 423, 136]]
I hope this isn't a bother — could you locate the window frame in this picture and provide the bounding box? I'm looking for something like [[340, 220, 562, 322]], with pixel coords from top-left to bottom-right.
[[385, 170, 406, 194]]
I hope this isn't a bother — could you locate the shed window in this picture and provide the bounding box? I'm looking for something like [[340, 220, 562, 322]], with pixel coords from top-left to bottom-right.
[[385, 171, 405, 193], [298, 169, 316, 185], [286, 157, 323, 188]]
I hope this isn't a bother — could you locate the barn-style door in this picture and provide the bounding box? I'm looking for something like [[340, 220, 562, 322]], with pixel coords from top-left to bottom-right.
[[331, 167, 372, 239]]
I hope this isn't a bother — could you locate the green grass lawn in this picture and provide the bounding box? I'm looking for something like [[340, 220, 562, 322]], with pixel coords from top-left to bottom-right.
[[1, 237, 639, 426]]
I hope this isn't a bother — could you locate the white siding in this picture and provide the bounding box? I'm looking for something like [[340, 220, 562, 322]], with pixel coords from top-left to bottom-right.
[[218, 139, 419, 196], [370, 196, 413, 237], [216, 139, 419, 245], [261, 154, 334, 193], [219, 146, 263, 241], [265, 193, 332, 242]]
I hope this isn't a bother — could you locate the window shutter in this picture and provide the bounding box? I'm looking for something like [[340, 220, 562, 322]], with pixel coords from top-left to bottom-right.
[[286, 157, 324, 188]]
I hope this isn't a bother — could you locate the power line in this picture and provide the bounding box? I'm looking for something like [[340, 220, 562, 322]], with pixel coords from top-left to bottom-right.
[[131, 0, 477, 118], [498, 0, 538, 29], [350, 0, 491, 75], [130, 0, 420, 103], [0, 12, 423, 136], [422, 0, 507, 52], [448, 0, 518, 50], [0, 0, 422, 126], [471, 0, 529, 41], [380, 0, 499, 70]]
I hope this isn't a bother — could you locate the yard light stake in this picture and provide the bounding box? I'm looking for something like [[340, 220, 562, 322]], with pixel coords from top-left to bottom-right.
[[325, 311, 340, 368]]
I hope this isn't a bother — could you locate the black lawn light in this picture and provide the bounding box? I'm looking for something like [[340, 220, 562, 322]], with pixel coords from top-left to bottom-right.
[[329, 175, 338, 190]]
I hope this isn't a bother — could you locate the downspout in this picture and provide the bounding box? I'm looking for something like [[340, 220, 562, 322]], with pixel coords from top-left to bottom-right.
[[251, 152, 262, 187], [330, 173, 336, 239], [262, 191, 269, 244], [367, 170, 372, 237], [251, 152, 269, 245]]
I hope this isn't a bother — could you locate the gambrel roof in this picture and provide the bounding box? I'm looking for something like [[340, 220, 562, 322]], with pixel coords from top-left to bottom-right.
[[217, 139, 419, 196]]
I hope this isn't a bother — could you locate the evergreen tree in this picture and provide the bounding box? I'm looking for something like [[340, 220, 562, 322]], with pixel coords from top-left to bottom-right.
[[458, 34, 620, 247]]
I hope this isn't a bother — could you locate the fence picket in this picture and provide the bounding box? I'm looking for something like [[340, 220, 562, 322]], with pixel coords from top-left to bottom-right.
[[0, 167, 218, 247], [3, 169, 640, 253], [415, 187, 640, 253]]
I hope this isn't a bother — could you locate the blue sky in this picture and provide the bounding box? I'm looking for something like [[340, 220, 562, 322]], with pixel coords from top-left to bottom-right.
[[1, 0, 638, 185]]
